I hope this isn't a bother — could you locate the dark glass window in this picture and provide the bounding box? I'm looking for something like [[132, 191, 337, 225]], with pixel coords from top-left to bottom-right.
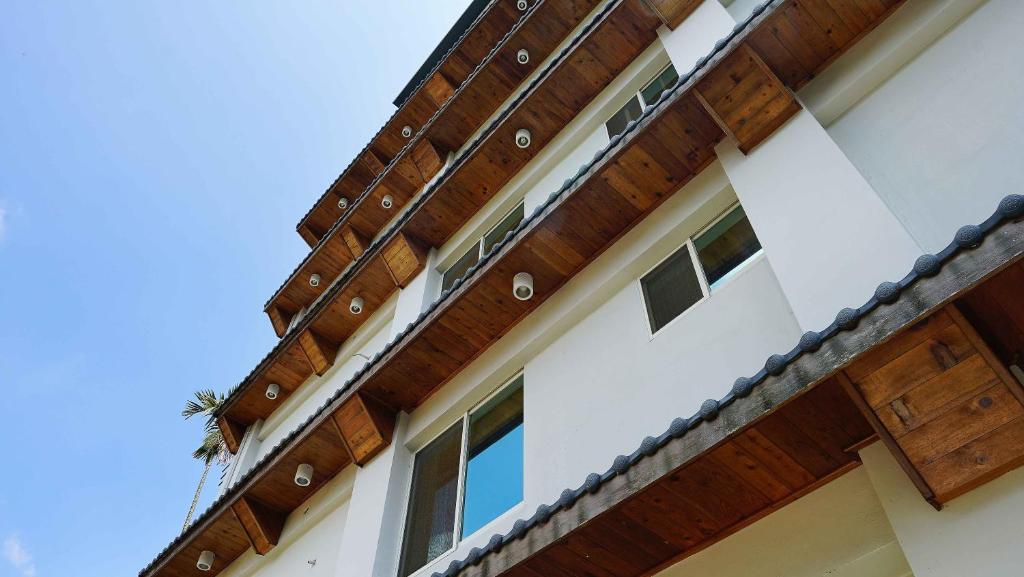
[[440, 247, 479, 293], [641, 246, 704, 333], [640, 65, 679, 107], [441, 203, 525, 293], [606, 96, 643, 139], [482, 203, 524, 255], [398, 422, 463, 577], [694, 206, 762, 289]]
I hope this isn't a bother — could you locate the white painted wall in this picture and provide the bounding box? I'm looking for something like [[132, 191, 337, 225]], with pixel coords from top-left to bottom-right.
[[657, 468, 912, 577], [861, 442, 1024, 577], [821, 0, 1024, 252]]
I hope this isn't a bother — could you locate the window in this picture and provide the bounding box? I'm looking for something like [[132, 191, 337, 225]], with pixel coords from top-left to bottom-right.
[[440, 202, 525, 293], [640, 205, 762, 333], [398, 375, 524, 577], [606, 64, 679, 139]]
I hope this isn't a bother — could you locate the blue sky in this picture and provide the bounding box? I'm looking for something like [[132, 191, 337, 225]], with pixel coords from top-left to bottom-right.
[[0, 2, 471, 575]]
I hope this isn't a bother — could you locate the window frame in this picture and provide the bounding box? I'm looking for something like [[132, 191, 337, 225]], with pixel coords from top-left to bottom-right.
[[440, 201, 525, 294], [606, 63, 678, 139], [637, 203, 764, 338], [398, 372, 525, 577]]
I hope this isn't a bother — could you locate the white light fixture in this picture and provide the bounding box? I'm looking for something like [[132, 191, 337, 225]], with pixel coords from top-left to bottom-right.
[[401, 125, 413, 138], [197, 550, 215, 572], [513, 272, 534, 301], [515, 128, 531, 149], [337, 196, 349, 209], [295, 463, 314, 487], [265, 383, 280, 400], [516, 0, 528, 11], [516, 49, 530, 65], [381, 194, 394, 209], [309, 273, 321, 288], [350, 296, 365, 315]]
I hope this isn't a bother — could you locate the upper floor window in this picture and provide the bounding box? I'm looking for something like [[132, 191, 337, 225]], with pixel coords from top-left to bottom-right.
[[606, 63, 679, 139], [640, 204, 762, 334], [440, 202, 525, 293], [398, 375, 525, 577]]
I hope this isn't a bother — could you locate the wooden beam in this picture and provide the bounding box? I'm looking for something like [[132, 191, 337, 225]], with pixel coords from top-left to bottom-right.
[[423, 70, 456, 108], [359, 149, 387, 177], [640, 0, 701, 29], [217, 415, 245, 454], [694, 43, 800, 154], [266, 305, 291, 338], [298, 224, 320, 247], [340, 224, 370, 259], [380, 232, 430, 288], [297, 330, 338, 376], [330, 393, 396, 466], [843, 304, 1024, 505], [230, 496, 286, 555], [411, 138, 446, 184]]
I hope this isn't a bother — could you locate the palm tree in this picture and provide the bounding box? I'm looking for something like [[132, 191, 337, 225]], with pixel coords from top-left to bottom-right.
[[181, 389, 230, 532]]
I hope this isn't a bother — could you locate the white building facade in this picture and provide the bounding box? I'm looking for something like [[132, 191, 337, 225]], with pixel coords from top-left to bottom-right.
[[142, 1, 1024, 577]]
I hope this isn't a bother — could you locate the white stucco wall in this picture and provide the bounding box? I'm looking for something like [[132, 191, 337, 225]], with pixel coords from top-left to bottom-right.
[[657, 468, 911, 577], [822, 0, 1023, 252]]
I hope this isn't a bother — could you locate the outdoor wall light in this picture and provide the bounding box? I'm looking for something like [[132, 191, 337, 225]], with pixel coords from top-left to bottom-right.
[[516, 49, 530, 65], [401, 125, 413, 138], [309, 273, 322, 288], [381, 194, 394, 209], [517, 0, 529, 11], [337, 196, 349, 210], [295, 463, 314, 487], [197, 551, 215, 572], [515, 128, 532, 149], [265, 383, 280, 400], [350, 296, 365, 315], [513, 272, 534, 301]]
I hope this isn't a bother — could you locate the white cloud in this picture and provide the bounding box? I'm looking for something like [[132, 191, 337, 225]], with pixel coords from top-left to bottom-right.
[[2, 534, 37, 577]]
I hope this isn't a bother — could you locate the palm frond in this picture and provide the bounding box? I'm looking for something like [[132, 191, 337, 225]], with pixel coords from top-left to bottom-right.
[[192, 427, 230, 467]]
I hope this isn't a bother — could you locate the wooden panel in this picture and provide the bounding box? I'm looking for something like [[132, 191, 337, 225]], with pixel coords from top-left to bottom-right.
[[694, 43, 800, 154], [359, 149, 387, 177], [412, 138, 446, 183], [297, 330, 338, 376], [230, 496, 285, 556], [424, 70, 456, 108], [843, 305, 1024, 505], [266, 305, 290, 338], [381, 232, 430, 288], [957, 261, 1024, 368], [642, 0, 701, 28], [217, 415, 245, 454], [331, 393, 396, 465], [341, 225, 370, 259]]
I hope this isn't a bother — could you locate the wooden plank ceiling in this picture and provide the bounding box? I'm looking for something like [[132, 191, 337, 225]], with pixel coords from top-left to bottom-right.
[[227, 0, 669, 433], [150, 1, 925, 575]]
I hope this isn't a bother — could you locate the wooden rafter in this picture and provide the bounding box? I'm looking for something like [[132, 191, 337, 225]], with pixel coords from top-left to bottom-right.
[[230, 496, 286, 555]]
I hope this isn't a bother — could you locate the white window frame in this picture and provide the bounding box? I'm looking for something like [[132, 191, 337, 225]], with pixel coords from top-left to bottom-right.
[[399, 372, 525, 577], [439, 201, 525, 294], [637, 202, 764, 338]]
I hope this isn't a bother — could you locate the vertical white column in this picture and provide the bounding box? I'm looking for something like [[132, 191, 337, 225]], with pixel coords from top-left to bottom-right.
[[657, 1, 736, 73], [333, 414, 412, 577], [716, 109, 921, 331], [860, 442, 1024, 577]]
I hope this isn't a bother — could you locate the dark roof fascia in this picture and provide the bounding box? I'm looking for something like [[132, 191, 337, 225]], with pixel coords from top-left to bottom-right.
[[295, 0, 502, 235], [423, 198, 1024, 577], [393, 0, 495, 108]]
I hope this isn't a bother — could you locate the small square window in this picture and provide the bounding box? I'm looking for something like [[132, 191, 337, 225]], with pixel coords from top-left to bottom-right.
[[441, 246, 480, 293], [640, 65, 679, 107], [694, 206, 762, 289], [641, 246, 704, 333], [482, 203, 524, 255], [606, 95, 643, 139]]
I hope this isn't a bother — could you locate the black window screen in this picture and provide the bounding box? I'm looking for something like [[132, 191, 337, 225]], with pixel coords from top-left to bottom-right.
[[641, 246, 703, 333]]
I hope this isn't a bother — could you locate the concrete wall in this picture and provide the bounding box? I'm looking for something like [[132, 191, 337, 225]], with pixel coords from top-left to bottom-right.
[[819, 0, 1023, 252]]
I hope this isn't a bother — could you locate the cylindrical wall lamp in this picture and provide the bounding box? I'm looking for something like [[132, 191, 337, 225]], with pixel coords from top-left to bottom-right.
[[197, 550, 215, 571], [295, 463, 314, 487], [513, 272, 534, 301], [265, 383, 280, 400]]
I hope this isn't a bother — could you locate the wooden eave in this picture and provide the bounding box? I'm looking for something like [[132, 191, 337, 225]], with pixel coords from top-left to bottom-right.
[[152, 1, 955, 574], [297, 0, 543, 246], [236, 0, 668, 430], [267, 0, 604, 335]]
